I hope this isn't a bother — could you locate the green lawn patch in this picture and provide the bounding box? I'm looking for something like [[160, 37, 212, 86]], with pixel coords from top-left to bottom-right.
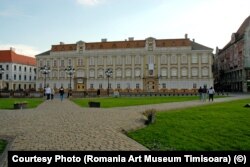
[[72, 96, 201, 108], [127, 98, 250, 151], [0, 98, 44, 109], [0, 139, 7, 154]]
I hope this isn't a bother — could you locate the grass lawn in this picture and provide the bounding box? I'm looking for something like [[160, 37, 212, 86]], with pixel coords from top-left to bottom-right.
[[72, 96, 203, 108], [0, 98, 44, 109], [0, 139, 7, 154], [127, 98, 250, 151]]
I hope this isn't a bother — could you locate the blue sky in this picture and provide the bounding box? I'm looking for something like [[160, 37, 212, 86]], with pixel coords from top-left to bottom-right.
[[0, 0, 249, 56]]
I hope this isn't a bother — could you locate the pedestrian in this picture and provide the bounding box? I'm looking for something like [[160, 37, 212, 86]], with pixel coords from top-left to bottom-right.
[[45, 86, 51, 100], [202, 86, 207, 102], [59, 86, 64, 101], [208, 87, 215, 102], [198, 86, 202, 101], [51, 88, 55, 100]]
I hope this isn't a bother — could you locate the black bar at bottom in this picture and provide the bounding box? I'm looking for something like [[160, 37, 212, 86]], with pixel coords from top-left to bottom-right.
[[8, 151, 250, 167]]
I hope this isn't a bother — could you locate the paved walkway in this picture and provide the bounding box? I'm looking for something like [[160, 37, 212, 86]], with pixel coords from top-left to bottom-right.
[[0, 94, 250, 166]]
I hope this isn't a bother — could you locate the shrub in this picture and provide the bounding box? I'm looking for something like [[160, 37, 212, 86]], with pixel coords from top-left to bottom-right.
[[143, 109, 156, 125]]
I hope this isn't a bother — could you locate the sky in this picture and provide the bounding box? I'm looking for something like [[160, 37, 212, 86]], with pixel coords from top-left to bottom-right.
[[0, 0, 249, 56]]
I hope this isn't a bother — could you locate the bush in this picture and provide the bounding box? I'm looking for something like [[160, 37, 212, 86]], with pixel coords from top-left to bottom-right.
[[143, 109, 156, 125]]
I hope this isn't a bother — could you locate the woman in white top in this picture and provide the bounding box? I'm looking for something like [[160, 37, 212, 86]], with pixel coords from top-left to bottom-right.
[[208, 87, 215, 102]]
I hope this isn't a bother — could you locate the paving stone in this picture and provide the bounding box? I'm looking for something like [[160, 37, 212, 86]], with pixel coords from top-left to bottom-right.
[[0, 94, 250, 166]]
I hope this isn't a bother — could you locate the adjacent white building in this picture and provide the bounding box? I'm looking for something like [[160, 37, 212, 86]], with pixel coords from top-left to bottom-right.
[[0, 48, 36, 91], [36, 35, 213, 93]]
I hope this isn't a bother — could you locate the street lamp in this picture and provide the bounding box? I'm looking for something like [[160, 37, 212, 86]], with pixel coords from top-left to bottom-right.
[[40, 65, 51, 91], [105, 68, 113, 96], [0, 67, 4, 91], [65, 65, 75, 95]]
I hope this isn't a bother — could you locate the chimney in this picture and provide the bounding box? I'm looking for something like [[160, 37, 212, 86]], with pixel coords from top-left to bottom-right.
[[192, 39, 195, 42], [10, 47, 15, 51], [216, 46, 219, 54], [60, 42, 64, 45], [185, 34, 188, 39], [101, 38, 107, 42], [128, 37, 134, 41]]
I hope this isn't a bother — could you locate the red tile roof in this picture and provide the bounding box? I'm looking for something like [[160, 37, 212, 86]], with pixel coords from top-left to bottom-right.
[[0, 50, 36, 66], [50, 38, 192, 52], [85, 40, 146, 50], [51, 44, 77, 52], [155, 39, 191, 47]]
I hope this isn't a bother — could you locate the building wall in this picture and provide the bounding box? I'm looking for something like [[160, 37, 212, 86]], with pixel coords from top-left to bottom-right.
[[36, 38, 213, 92], [0, 62, 36, 90], [215, 17, 250, 92]]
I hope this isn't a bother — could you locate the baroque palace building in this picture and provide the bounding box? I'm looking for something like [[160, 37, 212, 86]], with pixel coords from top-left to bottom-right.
[[0, 48, 36, 91], [36, 35, 213, 94], [214, 15, 250, 92]]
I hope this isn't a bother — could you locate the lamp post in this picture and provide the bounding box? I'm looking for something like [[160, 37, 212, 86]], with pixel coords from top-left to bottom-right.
[[65, 65, 75, 96], [105, 68, 113, 96], [40, 65, 51, 92], [0, 67, 4, 91]]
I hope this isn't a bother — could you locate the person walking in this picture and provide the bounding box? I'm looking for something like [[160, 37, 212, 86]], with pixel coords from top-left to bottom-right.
[[59, 86, 64, 102], [45, 86, 51, 100], [198, 86, 202, 101], [202, 86, 207, 102], [208, 87, 215, 102], [51, 88, 55, 100]]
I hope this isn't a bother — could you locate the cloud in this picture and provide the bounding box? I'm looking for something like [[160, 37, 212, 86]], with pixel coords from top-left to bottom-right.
[[76, 0, 104, 6], [0, 44, 41, 57]]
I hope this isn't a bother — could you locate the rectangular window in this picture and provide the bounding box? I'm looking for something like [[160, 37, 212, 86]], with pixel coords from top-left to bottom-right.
[[117, 84, 120, 89], [53, 60, 57, 67], [78, 59, 83, 66], [201, 55, 208, 64], [29, 76, 32, 81], [162, 83, 166, 88], [126, 55, 132, 64], [108, 83, 111, 89], [19, 75, 21, 80], [68, 59, 72, 66], [99, 84, 102, 89], [136, 84, 140, 89], [193, 83, 197, 89], [192, 55, 198, 64], [89, 57, 95, 66], [90, 84, 94, 89], [116, 56, 122, 65], [61, 60, 64, 67]]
